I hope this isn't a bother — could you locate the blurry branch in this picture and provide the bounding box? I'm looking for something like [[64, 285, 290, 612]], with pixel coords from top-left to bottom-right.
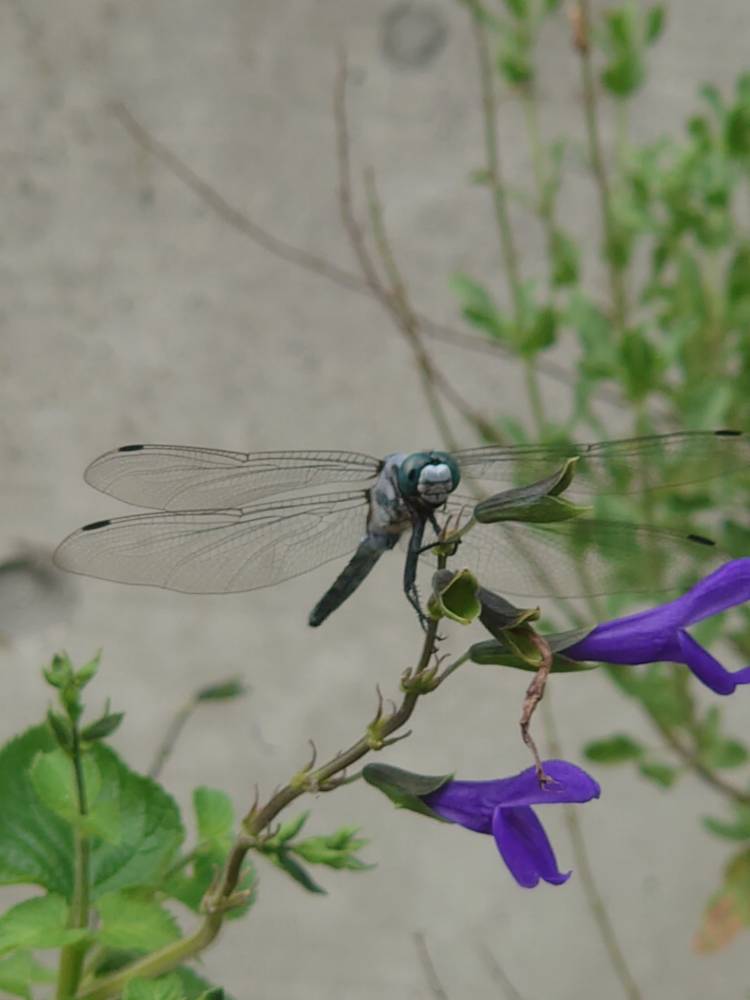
[[476, 942, 527, 1000], [570, 1, 628, 332], [110, 101, 624, 408], [414, 932, 451, 1000], [149, 677, 246, 780], [464, 2, 548, 433], [651, 715, 750, 806], [464, 1, 524, 322], [542, 696, 643, 1000], [333, 55, 498, 448]]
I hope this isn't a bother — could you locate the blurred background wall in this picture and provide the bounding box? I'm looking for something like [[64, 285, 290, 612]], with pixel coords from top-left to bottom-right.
[[2, 1, 749, 997]]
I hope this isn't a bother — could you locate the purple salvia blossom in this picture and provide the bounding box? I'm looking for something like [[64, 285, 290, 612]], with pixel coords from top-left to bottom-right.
[[561, 560, 750, 695], [420, 760, 600, 889]]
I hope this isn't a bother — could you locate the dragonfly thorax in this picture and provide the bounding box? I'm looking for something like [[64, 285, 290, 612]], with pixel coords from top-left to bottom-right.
[[396, 451, 461, 508]]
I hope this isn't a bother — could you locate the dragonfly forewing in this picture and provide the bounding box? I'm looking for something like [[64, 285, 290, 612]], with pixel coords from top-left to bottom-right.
[[84, 445, 382, 510]]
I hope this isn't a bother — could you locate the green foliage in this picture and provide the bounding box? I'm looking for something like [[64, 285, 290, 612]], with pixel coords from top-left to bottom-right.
[[0, 895, 88, 955], [257, 812, 371, 894], [0, 952, 55, 1000], [95, 892, 181, 952], [583, 734, 643, 763]]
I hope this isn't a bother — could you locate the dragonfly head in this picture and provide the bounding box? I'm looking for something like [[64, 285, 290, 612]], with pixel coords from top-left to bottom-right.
[[397, 451, 461, 508]]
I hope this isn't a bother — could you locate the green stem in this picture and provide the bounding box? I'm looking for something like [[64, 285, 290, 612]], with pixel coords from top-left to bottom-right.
[[77, 602, 450, 1000], [56, 727, 91, 1000], [577, 0, 628, 333], [524, 359, 547, 431]]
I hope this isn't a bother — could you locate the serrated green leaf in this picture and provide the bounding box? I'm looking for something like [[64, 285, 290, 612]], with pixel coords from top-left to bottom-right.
[[193, 788, 234, 847], [173, 967, 236, 1000], [0, 725, 183, 899], [638, 761, 678, 788], [30, 749, 101, 826], [0, 950, 55, 1000], [88, 746, 184, 897], [0, 727, 74, 895], [0, 894, 88, 956], [583, 734, 643, 763], [123, 974, 185, 1000], [96, 892, 181, 952]]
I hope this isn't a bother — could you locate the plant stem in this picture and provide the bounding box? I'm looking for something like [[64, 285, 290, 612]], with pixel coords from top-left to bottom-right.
[[575, 0, 628, 333], [56, 726, 91, 1000], [541, 697, 643, 1000], [77, 609, 447, 999], [467, 2, 526, 323]]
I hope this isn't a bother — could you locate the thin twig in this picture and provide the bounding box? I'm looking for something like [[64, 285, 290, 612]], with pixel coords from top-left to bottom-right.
[[477, 942, 527, 1000], [414, 932, 451, 1000], [571, 1, 628, 332], [652, 716, 750, 806], [77, 606, 449, 1000], [541, 696, 643, 1000], [110, 102, 626, 407], [466, 1, 525, 323]]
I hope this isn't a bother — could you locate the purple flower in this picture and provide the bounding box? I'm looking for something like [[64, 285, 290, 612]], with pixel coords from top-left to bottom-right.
[[562, 560, 750, 696], [420, 760, 600, 889]]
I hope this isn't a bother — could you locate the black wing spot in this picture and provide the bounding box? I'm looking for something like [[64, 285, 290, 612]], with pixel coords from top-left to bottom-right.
[[118, 444, 145, 452], [715, 429, 741, 437], [687, 533, 715, 547], [82, 519, 112, 532]]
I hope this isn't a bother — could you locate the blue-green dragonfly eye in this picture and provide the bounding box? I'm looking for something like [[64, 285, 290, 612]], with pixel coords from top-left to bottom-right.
[[397, 451, 461, 502]]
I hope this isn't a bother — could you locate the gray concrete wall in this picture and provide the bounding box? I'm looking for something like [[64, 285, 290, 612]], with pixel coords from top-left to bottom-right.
[[2, 2, 749, 997]]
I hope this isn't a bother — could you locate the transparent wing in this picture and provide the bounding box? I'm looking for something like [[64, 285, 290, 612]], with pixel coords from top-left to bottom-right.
[[453, 430, 750, 500], [53, 491, 369, 594], [83, 445, 382, 510], [429, 500, 720, 599]]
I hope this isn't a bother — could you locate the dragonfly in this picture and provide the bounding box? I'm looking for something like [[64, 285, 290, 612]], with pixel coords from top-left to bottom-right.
[[53, 430, 749, 626]]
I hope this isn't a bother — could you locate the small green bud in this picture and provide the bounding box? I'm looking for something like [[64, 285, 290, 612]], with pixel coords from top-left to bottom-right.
[[47, 710, 74, 752], [81, 711, 124, 742]]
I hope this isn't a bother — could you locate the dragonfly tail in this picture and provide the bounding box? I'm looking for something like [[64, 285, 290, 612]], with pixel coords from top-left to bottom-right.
[[308, 536, 390, 627]]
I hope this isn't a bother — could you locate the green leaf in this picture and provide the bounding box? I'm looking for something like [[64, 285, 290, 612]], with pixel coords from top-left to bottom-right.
[[618, 327, 662, 400], [568, 294, 616, 379], [703, 805, 750, 842], [644, 5, 665, 44], [274, 813, 309, 844], [88, 745, 184, 897], [272, 851, 327, 894], [81, 712, 125, 742], [501, 0, 527, 17], [0, 727, 74, 895], [173, 967, 236, 1000], [451, 274, 511, 342], [550, 229, 579, 286], [638, 761, 678, 788], [196, 991, 224, 1000], [123, 974, 185, 1000], [363, 764, 452, 820], [30, 749, 102, 828], [0, 894, 88, 956], [583, 734, 643, 763], [193, 788, 234, 846], [0, 951, 55, 1000], [196, 679, 245, 702], [96, 892, 181, 952], [0, 725, 183, 899]]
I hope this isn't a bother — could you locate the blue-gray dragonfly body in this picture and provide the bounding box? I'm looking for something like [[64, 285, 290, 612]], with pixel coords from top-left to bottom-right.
[[54, 431, 748, 625]]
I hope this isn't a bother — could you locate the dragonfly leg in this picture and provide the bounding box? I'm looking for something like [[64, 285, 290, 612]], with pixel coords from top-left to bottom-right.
[[519, 635, 554, 786], [404, 516, 430, 628]]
